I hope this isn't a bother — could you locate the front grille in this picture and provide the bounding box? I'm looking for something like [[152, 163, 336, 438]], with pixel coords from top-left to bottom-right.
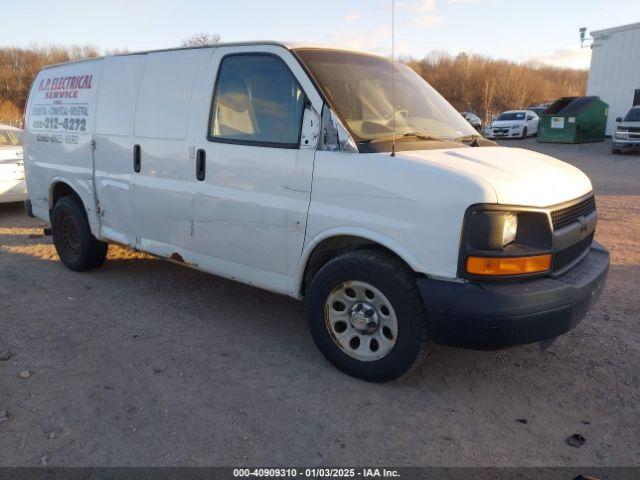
[[553, 232, 594, 271], [551, 196, 596, 230]]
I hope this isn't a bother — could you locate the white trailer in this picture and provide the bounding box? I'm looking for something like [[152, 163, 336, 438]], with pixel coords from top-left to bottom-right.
[[587, 22, 640, 136]]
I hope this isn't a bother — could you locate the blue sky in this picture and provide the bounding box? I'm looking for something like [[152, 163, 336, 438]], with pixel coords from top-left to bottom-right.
[[4, 0, 639, 68]]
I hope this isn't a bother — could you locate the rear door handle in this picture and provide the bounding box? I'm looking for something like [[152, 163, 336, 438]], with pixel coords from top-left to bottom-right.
[[196, 149, 206, 181], [133, 144, 141, 173]]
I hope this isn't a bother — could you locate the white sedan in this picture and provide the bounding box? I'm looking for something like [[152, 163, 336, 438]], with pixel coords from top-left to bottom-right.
[[0, 125, 27, 204], [485, 110, 539, 139]]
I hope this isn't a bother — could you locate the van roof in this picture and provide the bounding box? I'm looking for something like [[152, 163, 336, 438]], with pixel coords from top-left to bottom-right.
[[39, 41, 379, 70]]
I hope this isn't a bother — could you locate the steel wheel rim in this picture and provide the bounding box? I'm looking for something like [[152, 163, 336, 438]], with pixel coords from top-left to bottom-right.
[[324, 280, 398, 362], [60, 213, 81, 256]]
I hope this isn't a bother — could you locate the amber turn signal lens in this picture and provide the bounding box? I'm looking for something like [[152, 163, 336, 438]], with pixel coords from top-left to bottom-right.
[[466, 254, 552, 276]]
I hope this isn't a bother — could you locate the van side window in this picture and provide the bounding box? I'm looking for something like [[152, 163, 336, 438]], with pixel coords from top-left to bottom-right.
[[210, 54, 305, 147]]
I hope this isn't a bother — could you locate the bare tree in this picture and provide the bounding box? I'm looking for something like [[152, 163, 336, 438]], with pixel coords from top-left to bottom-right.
[[0, 45, 104, 123], [408, 51, 587, 121], [181, 33, 221, 48], [0, 99, 21, 124]]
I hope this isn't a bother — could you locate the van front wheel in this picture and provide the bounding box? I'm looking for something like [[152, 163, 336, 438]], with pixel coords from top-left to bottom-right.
[[306, 250, 429, 382], [51, 196, 108, 271]]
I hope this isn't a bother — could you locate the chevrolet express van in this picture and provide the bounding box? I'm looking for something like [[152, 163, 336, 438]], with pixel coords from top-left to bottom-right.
[[23, 42, 609, 382]]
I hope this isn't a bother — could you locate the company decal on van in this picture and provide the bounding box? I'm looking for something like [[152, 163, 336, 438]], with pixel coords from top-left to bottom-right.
[[37, 75, 94, 99], [29, 66, 99, 143]]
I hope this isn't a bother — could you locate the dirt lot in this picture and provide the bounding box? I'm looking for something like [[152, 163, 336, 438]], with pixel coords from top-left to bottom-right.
[[0, 138, 639, 467]]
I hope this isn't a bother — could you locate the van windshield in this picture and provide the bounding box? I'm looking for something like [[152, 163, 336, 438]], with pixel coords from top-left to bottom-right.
[[295, 49, 478, 144]]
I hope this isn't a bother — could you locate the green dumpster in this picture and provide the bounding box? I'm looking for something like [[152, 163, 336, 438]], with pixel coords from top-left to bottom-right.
[[538, 96, 608, 143]]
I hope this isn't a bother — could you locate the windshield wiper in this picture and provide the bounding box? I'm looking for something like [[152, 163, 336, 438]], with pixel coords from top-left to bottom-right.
[[366, 132, 482, 146], [365, 132, 448, 144]]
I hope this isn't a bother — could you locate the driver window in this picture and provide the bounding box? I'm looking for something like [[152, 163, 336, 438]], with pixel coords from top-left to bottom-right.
[[210, 54, 306, 147]]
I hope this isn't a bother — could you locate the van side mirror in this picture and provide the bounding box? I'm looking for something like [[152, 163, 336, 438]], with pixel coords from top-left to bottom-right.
[[616, 117, 623, 122], [526, 116, 533, 121], [300, 102, 320, 149], [318, 105, 358, 153]]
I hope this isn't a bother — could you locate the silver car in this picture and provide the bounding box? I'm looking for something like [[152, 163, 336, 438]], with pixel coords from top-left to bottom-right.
[[460, 111, 482, 131], [0, 125, 27, 204]]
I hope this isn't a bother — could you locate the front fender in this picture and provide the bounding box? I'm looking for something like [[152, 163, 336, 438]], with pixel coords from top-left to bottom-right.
[[304, 150, 498, 286], [297, 226, 426, 291]]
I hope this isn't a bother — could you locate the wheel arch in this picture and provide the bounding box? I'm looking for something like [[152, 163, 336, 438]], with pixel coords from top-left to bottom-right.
[[298, 229, 424, 297], [48, 178, 101, 237], [49, 180, 81, 209]]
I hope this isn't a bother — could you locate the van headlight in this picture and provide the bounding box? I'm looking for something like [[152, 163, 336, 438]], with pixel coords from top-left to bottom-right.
[[463, 211, 519, 249], [502, 212, 518, 246], [459, 207, 553, 278]]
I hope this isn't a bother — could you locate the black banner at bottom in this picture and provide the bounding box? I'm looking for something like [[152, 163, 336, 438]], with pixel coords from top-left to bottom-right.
[[0, 467, 638, 480]]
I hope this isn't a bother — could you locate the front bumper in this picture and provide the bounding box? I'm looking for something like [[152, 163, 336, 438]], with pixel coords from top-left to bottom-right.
[[486, 129, 522, 139], [418, 242, 609, 350], [613, 138, 640, 150]]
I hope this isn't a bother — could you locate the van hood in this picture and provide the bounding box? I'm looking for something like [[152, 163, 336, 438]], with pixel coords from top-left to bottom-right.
[[398, 146, 592, 207]]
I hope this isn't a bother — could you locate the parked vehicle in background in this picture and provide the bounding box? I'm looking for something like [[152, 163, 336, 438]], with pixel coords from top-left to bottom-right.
[[460, 111, 482, 131], [485, 110, 539, 139], [23, 42, 609, 382], [527, 105, 549, 117], [612, 106, 640, 154], [0, 125, 27, 204]]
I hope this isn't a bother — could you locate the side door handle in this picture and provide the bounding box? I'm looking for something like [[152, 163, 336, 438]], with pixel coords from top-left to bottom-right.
[[133, 144, 141, 173], [196, 149, 206, 181]]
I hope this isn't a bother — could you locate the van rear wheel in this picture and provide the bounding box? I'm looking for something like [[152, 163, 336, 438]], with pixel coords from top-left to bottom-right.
[[51, 196, 108, 271], [306, 250, 429, 382]]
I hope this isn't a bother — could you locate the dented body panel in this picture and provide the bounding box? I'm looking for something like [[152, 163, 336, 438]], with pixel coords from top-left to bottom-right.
[[23, 42, 597, 300]]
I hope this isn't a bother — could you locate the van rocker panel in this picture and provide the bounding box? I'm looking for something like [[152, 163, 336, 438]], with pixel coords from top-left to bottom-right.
[[419, 242, 609, 349]]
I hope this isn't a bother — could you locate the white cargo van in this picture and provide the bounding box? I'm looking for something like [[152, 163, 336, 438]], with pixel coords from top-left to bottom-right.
[[23, 42, 609, 382]]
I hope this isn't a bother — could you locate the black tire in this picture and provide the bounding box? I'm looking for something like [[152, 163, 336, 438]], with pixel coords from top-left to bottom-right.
[[306, 250, 429, 382], [611, 148, 621, 154], [521, 126, 528, 139], [51, 195, 108, 271]]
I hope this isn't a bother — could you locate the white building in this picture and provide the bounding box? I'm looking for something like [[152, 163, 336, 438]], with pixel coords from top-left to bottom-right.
[[586, 21, 640, 136]]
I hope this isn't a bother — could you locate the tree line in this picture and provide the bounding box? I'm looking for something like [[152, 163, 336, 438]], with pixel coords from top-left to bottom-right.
[[407, 51, 587, 122], [1, 41, 587, 126], [0, 46, 101, 126]]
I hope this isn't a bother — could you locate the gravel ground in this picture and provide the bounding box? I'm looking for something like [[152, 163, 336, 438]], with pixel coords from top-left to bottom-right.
[[0, 138, 638, 467]]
